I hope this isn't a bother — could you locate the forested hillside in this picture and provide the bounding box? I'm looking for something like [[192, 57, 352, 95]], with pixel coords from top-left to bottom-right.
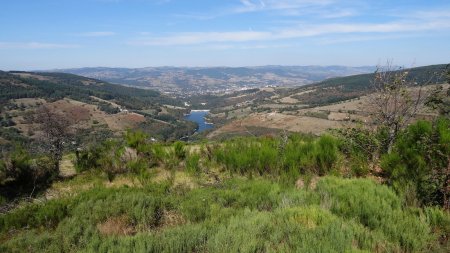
[[0, 71, 197, 152], [290, 64, 447, 106], [0, 71, 180, 109]]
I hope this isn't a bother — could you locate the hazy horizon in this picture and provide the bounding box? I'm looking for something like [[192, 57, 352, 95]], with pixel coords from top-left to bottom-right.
[[6, 62, 450, 73], [1, 0, 450, 70]]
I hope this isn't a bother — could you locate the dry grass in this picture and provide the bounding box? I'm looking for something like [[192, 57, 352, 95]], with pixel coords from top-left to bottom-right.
[[97, 214, 136, 236], [11, 98, 46, 107], [59, 155, 76, 178], [328, 112, 350, 121], [279, 96, 300, 104], [105, 175, 138, 188], [11, 72, 53, 81], [159, 210, 185, 229], [208, 112, 342, 138], [292, 89, 316, 97]]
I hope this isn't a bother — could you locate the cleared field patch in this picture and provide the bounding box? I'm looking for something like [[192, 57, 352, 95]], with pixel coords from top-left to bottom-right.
[[11, 98, 46, 107], [278, 96, 300, 104], [208, 112, 342, 138], [46, 99, 92, 122], [11, 72, 53, 81], [103, 112, 146, 131]]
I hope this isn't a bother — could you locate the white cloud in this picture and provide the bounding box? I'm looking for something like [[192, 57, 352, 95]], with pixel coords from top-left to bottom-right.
[[0, 42, 80, 49], [129, 31, 272, 46], [412, 9, 450, 20], [317, 34, 421, 45], [129, 18, 450, 46], [201, 43, 292, 50], [76, 31, 116, 37], [235, 0, 333, 13], [174, 0, 347, 21]]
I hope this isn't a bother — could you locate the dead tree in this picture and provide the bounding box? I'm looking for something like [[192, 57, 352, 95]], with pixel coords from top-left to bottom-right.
[[367, 63, 431, 152], [36, 106, 73, 173]]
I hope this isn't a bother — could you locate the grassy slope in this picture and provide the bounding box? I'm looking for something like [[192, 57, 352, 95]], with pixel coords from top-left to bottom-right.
[[1, 131, 450, 252], [1, 173, 448, 252]]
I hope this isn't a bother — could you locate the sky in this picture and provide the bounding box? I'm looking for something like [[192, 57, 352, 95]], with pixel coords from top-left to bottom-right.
[[1, 0, 450, 70]]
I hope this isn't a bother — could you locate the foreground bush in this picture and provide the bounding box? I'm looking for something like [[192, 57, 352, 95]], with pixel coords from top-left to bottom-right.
[[381, 118, 450, 207], [0, 146, 57, 199], [1, 177, 447, 252], [212, 134, 340, 179]]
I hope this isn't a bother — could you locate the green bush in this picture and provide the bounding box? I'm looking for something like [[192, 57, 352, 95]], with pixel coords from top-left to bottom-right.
[[1, 177, 446, 252], [424, 206, 450, 244], [315, 135, 339, 175], [212, 134, 340, 179], [381, 118, 450, 207], [125, 130, 152, 157], [75, 144, 103, 173], [316, 177, 433, 252], [0, 146, 57, 198], [1, 198, 69, 233], [173, 141, 186, 160], [185, 153, 201, 175], [213, 137, 278, 175]]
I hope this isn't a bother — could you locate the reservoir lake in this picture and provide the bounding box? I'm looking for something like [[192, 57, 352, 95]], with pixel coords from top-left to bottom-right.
[[184, 110, 214, 133]]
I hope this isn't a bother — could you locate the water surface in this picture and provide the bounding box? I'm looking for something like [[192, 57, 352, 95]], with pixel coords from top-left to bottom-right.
[[184, 110, 213, 133]]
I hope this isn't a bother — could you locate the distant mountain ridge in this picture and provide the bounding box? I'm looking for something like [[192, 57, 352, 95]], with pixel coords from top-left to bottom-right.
[[48, 65, 377, 95]]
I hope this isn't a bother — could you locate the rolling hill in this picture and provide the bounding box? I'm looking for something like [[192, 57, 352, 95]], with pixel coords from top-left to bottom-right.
[[49, 65, 376, 95], [201, 64, 448, 139], [0, 71, 197, 150], [288, 64, 448, 106]]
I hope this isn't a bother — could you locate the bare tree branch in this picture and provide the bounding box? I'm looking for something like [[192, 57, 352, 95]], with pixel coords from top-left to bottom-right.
[[366, 61, 433, 151], [35, 106, 74, 173]]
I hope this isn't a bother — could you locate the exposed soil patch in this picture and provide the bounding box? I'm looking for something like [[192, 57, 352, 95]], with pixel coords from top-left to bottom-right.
[[209, 112, 342, 138], [104, 112, 145, 131], [97, 214, 136, 236], [97, 210, 185, 237], [47, 100, 91, 123], [159, 210, 185, 229], [279, 96, 300, 104]]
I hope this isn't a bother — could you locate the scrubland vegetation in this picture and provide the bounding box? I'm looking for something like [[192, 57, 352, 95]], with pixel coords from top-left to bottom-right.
[[1, 67, 449, 252], [2, 175, 450, 252], [1, 115, 449, 252]]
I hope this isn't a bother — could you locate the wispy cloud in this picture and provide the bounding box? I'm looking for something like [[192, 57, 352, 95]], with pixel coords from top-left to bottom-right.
[[404, 9, 450, 20], [317, 34, 422, 45], [201, 43, 293, 50], [173, 0, 353, 21], [235, 0, 334, 14], [75, 31, 116, 37], [128, 18, 450, 46], [0, 42, 80, 49], [129, 31, 271, 46]]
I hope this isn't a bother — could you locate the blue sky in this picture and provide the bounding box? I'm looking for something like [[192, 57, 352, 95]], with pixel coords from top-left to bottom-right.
[[1, 0, 450, 70]]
